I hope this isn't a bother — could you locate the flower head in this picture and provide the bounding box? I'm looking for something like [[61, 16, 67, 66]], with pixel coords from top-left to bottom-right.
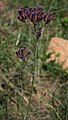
[[17, 6, 55, 25], [16, 47, 31, 60]]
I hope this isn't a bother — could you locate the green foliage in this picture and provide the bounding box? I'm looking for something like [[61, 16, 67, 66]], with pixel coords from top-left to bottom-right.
[[61, 16, 68, 31], [0, 0, 68, 120]]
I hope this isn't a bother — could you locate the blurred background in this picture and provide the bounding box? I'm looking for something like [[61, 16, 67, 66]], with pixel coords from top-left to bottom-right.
[[0, 0, 68, 120]]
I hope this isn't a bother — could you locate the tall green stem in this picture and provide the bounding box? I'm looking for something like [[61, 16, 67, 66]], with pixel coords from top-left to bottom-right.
[[24, 73, 34, 120]]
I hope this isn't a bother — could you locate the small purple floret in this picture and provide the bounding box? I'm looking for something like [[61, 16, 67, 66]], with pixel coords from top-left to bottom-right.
[[25, 51, 31, 58], [21, 6, 24, 9], [18, 9, 22, 15], [21, 47, 26, 52]]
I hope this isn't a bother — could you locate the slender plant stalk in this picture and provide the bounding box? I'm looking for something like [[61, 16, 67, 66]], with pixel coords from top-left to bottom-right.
[[37, 41, 40, 81], [24, 73, 35, 120], [23, 36, 38, 120]]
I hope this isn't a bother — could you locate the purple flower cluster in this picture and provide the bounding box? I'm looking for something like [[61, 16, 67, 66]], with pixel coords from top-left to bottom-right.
[[16, 47, 31, 59], [17, 6, 55, 25]]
